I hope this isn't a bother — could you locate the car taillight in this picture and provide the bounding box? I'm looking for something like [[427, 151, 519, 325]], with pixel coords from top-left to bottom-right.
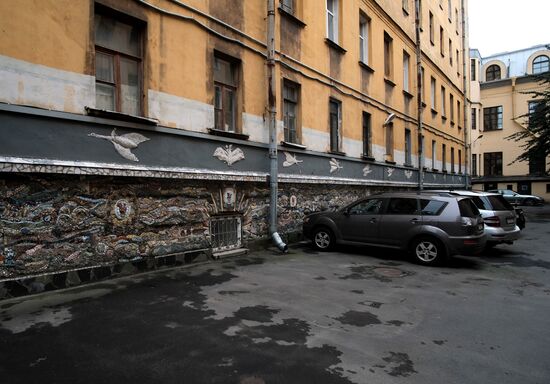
[[484, 216, 501, 227]]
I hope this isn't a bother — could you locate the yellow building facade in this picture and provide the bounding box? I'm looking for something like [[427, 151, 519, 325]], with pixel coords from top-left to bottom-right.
[[470, 45, 550, 200]]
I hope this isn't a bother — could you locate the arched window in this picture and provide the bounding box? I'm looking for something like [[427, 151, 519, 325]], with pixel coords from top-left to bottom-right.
[[486, 64, 501, 81], [532, 55, 550, 74]]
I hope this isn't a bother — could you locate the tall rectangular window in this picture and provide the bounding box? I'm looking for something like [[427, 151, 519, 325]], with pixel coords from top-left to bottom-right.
[[455, 9, 459, 32], [484, 152, 503, 176], [440, 27, 444, 56], [432, 140, 437, 169], [441, 86, 446, 117], [449, 39, 453, 65], [385, 123, 394, 159], [528, 101, 541, 127], [405, 129, 412, 165], [470, 59, 476, 81], [472, 153, 477, 176], [283, 80, 299, 143], [449, 94, 454, 122], [359, 14, 370, 65], [456, 49, 460, 72], [430, 77, 436, 110], [483, 106, 503, 131], [458, 149, 462, 173], [420, 66, 425, 103], [329, 99, 341, 152], [95, 10, 143, 115], [362, 112, 372, 157], [457, 100, 461, 126], [326, 0, 339, 43], [214, 55, 238, 132], [418, 0, 423, 27], [442, 143, 447, 171], [471, 108, 477, 129], [403, 51, 410, 93], [280, 0, 295, 15], [451, 147, 455, 173], [384, 32, 393, 78], [429, 12, 434, 44], [448, 0, 452, 20], [402, 0, 409, 13]]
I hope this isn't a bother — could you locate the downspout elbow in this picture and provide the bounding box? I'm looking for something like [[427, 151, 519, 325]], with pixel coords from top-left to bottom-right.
[[271, 232, 288, 253]]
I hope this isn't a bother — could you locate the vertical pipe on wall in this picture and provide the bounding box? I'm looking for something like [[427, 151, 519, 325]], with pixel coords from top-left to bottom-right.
[[267, 0, 287, 252], [415, 0, 424, 191], [462, 0, 470, 188]]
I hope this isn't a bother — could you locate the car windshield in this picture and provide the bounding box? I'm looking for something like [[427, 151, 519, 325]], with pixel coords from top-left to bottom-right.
[[458, 198, 480, 218]]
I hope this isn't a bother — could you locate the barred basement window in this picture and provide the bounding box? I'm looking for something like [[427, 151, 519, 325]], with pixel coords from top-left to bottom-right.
[[210, 215, 242, 252]]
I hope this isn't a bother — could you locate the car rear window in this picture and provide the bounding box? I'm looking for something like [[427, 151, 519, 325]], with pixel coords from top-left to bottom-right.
[[487, 195, 514, 211], [420, 199, 447, 216], [458, 198, 480, 217], [470, 196, 490, 210]]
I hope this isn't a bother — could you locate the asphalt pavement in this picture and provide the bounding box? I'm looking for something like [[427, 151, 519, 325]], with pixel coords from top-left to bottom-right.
[[1, 206, 549, 384]]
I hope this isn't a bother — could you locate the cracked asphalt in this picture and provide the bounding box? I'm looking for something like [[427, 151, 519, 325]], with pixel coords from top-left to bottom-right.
[[1, 206, 549, 384]]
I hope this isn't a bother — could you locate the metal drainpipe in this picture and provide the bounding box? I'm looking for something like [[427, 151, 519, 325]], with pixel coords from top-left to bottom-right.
[[462, 0, 469, 189], [267, 0, 287, 252], [415, 0, 423, 192]]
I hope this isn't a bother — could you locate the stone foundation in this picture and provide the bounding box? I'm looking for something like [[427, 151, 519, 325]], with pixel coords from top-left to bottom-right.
[[0, 173, 386, 298]]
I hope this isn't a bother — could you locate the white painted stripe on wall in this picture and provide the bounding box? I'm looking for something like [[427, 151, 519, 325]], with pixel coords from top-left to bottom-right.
[[302, 127, 329, 153], [0, 55, 94, 114], [342, 137, 363, 158], [148, 90, 214, 132]]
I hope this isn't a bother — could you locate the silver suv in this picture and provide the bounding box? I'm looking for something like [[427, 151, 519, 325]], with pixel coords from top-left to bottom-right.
[[429, 190, 521, 247], [303, 192, 486, 266]]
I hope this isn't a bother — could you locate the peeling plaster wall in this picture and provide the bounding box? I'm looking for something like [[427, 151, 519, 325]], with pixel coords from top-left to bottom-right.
[[0, 55, 94, 114]]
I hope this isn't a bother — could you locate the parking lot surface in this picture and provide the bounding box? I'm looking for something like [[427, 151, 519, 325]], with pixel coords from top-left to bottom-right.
[[1, 206, 549, 384]]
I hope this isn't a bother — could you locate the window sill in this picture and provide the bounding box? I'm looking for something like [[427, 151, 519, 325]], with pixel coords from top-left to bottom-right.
[[281, 141, 306, 150], [359, 61, 375, 73], [431, 108, 438, 115], [361, 155, 375, 162], [442, 115, 447, 121], [278, 7, 306, 28], [385, 160, 397, 165], [85, 107, 158, 125], [421, 101, 427, 108], [450, 121, 455, 126], [442, 170, 448, 174], [430, 41, 435, 46], [325, 38, 346, 54], [403, 8, 409, 16], [432, 168, 439, 172], [404, 163, 415, 168], [384, 77, 397, 87], [328, 150, 346, 156], [207, 128, 250, 141], [403, 90, 414, 98]]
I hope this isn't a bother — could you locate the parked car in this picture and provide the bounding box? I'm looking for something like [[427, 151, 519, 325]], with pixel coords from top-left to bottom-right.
[[488, 189, 545, 206], [428, 190, 521, 248], [303, 192, 486, 266]]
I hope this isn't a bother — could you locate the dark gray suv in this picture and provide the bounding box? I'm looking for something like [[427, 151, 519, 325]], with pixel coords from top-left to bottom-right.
[[303, 192, 486, 266]]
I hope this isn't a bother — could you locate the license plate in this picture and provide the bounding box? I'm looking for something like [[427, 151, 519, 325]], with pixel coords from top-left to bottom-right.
[[506, 217, 515, 224]]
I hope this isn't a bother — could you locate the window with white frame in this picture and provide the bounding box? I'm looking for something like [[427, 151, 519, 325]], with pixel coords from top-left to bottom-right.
[[326, 0, 339, 43], [430, 77, 436, 110], [359, 13, 370, 64], [403, 51, 410, 93]]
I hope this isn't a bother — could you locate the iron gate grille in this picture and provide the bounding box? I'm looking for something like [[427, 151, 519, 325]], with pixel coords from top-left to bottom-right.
[[210, 215, 242, 252]]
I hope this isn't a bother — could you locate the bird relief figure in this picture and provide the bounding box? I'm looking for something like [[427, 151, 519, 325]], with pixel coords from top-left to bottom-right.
[[404, 170, 413, 179], [283, 152, 303, 167], [329, 158, 343, 173], [213, 145, 245, 166], [89, 128, 149, 162], [386, 167, 394, 177], [362, 164, 372, 177]]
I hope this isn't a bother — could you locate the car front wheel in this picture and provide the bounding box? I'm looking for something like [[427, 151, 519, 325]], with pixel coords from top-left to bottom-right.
[[411, 237, 447, 266], [312, 227, 334, 251]]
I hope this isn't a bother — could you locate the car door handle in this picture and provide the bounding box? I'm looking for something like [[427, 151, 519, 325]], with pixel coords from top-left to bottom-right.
[[410, 218, 420, 224]]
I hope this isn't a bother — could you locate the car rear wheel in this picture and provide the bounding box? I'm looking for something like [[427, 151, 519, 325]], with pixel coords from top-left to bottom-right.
[[410, 237, 447, 266], [312, 227, 334, 251]]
